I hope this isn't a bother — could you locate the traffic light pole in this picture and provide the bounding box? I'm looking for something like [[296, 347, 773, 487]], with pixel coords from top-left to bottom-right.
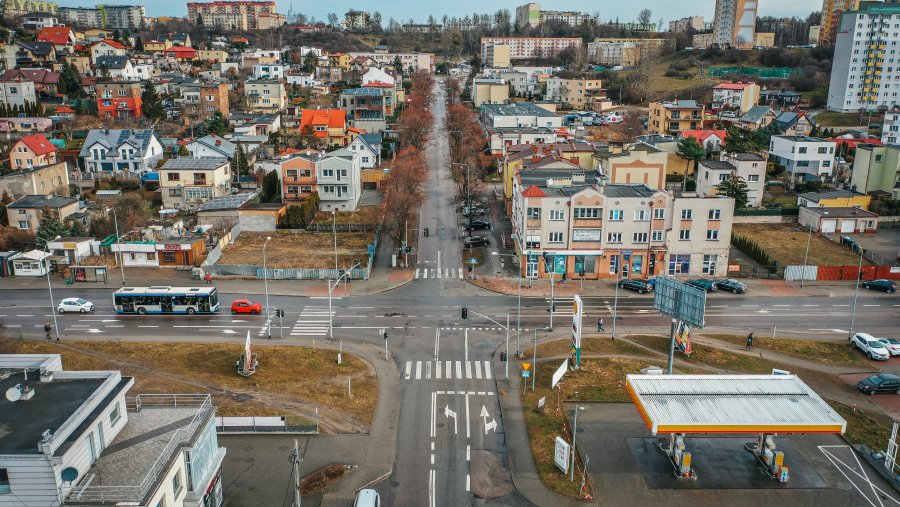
[[329, 261, 360, 365], [462, 308, 511, 379]]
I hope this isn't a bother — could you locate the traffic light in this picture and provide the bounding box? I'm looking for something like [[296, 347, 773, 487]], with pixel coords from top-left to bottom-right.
[[383, 330, 388, 340], [500, 351, 507, 362], [461, 307, 468, 319], [276, 308, 284, 318]]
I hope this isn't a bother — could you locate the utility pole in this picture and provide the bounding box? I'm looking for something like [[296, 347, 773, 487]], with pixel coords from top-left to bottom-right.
[[291, 439, 303, 507]]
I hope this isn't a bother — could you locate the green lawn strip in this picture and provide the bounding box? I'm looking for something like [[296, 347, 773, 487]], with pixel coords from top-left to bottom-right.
[[828, 400, 893, 452], [707, 334, 871, 370]]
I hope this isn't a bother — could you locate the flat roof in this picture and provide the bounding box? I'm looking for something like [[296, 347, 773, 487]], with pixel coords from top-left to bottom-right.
[[803, 206, 879, 218], [626, 374, 847, 435]]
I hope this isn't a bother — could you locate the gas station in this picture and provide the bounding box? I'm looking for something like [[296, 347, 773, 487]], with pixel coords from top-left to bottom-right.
[[626, 373, 847, 482]]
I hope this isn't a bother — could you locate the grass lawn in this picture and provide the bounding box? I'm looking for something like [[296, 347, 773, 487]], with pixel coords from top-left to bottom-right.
[[309, 206, 379, 226], [829, 400, 893, 451], [814, 111, 882, 128], [9, 339, 377, 427], [708, 334, 871, 369], [220, 231, 372, 269], [667, 152, 693, 176], [522, 335, 650, 359], [732, 223, 874, 266]]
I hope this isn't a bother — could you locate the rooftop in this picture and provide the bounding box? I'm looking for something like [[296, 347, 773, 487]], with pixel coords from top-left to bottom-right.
[[699, 160, 737, 171], [197, 192, 258, 212], [730, 152, 766, 161], [803, 206, 878, 217], [602, 184, 659, 198], [775, 135, 831, 143], [161, 157, 229, 170], [798, 189, 866, 202], [7, 194, 77, 209], [481, 102, 558, 118]]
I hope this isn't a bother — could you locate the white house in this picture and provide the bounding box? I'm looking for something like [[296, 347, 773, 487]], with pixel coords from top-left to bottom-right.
[[79, 129, 164, 174], [316, 148, 362, 211], [361, 67, 395, 86], [110, 242, 159, 267], [9, 249, 50, 276], [252, 64, 286, 80], [480, 102, 563, 129], [46, 237, 94, 265], [347, 134, 379, 168], [697, 152, 767, 207], [286, 71, 316, 87], [94, 55, 152, 81], [185, 134, 236, 159], [768, 135, 836, 182], [89, 39, 127, 64]]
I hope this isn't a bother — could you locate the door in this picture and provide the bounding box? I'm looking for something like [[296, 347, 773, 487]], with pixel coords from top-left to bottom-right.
[[161, 297, 173, 313], [631, 255, 643, 277], [526, 255, 538, 279], [821, 219, 837, 233], [199, 296, 210, 313], [840, 219, 855, 233]]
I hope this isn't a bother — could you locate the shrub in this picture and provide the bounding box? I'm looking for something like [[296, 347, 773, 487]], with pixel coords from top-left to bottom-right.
[[732, 233, 778, 267]]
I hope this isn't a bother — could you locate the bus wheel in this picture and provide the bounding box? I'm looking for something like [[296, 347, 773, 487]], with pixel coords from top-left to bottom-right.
[[137, 307, 146, 315], [186, 307, 196, 315]]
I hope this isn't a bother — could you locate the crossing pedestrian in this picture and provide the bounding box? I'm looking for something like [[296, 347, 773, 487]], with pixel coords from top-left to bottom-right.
[[598, 317, 604, 332], [205, 272, 212, 284], [746, 332, 754, 350], [44, 322, 54, 341]]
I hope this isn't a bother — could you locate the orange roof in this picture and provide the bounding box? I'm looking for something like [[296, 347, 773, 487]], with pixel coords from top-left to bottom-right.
[[18, 134, 57, 156], [364, 80, 394, 88], [347, 127, 366, 134], [828, 137, 883, 148], [37, 27, 74, 46], [521, 184, 546, 198], [713, 82, 754, 90], [93, 39, 126, 49], [680, 130, 727, 142], [54, 106, 75, 113], [299, 109, 346, 137]]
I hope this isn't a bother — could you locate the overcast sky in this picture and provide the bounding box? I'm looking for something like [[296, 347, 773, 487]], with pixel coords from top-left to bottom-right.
[[62, 0, 821, 24]]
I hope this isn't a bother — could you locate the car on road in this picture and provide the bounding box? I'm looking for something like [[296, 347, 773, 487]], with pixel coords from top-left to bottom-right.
[[715, 278, 748, 294], [231, 299, 263, 315], [685, 279, 717, 292], [851, 332, 891, 360], [57, 297, 94, 313], [354, 489, 381, 507], [465, 219, 491, 230], [879, 338, 900, 356], [857, 373, 900, 395], [463, 236, 489, 248], [862, 279, 897, 293], [618, 278, 654, 294]]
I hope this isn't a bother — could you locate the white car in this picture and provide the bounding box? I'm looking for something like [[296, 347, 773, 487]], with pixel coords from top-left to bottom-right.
[[57, 297, 95, 313], [852, 332, 890, 360], [879, 338, 900, 357]]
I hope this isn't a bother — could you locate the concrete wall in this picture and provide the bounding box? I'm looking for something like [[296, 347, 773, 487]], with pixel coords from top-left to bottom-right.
[[239, 213, 276, 232]]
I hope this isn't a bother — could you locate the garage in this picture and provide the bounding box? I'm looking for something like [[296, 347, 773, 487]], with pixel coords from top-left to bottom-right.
[[821, 219, 837, 233], [840, 220, 856, 233]]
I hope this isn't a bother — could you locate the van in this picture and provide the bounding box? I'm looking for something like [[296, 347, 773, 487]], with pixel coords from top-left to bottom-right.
[[354, 489, 381, 507]]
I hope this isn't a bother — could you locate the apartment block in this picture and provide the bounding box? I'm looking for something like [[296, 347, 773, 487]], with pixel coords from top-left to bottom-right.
[[339, 87, 387, 133], [586, 39, 674, 67], [181, 81, 230, 122], [819, 0, 862, 45], [698, 152, 767, 207], [713, 0, 758, 48], [244, 79, 286, 113], [159, 157, 231, 210], [594, 142, 668, 190], [544, 77, 606, 109], [187, 1, 279, 30], [827, 2, 900, 112], [852, 144, 900, 199], [515, 3, 594, 28], [472, 78, 510, 108], [0, 161, 68, 198], [59, 4, 145, 29], [277, 151, 319, 203], [347, 52, 435, 73], [768, 135, 837, 182], [480, 37, 582, 62], [669, 16, 706, 32], [882, 111, 900, 144], [96, 81, 143, 119], [648, 100, 705, 136]]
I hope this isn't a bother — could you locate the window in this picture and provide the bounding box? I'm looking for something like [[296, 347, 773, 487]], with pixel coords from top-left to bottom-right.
[[573, 207, 599, 219], [156, 498, 166, 507], [633, 232, 648, 243], [708, 209, 721, 220], [609, 254, 620, 275], [651, 230, 663, 242], [18, 221, 28, 229], [172, 470, 183, 497], [322, 169, 334, 177], [679, 229, 691, 240], [526, 207, 541, 220], [162, 251, 176, 262], [608, 209, 623, 221], [818, 146, 828, 154], [167, 173, 180, 181], [549, 209, 565, 221], [798, 146, 807, 154], [718, 173, 731, 182], [0, 468, 8, 494], [607, 232, 622, 243], [168, 188, 183, 197], [526, 235, 541, 249], [668, 254, 691, 275], [634, 209, 650, 221], [653, 208, 665, 219], [747, 174, 760, 182], [681, 209, 693, 220], [706, 229, 719, 240], [548, 232, 564, 243], [147, 252, 156, 261], [702, 254, 717, 274]]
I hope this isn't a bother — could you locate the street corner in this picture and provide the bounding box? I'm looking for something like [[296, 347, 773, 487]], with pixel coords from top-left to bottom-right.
[[387, 268, 414, 282]]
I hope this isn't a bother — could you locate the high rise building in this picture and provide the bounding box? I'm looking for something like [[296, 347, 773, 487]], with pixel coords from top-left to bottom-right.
[[58, 5, 145, 29], [480, 37, 582, 62], [669, 16, 706, 33], [515, 3, 594, 29], [819, 0, 863, 45], [712, 0, 758, 49], [186, 1, 279, 31], [827, 2, 900, 111]]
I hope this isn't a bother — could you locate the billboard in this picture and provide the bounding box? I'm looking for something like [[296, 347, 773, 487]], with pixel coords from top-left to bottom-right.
[[653, 276, 707, 328], [571, 295, 583, 367], [555, 436, 570, 474], [674, 321, 693, 355]]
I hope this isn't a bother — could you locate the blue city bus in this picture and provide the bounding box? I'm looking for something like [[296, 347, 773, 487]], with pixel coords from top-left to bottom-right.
[[113, 286, 219, 315]]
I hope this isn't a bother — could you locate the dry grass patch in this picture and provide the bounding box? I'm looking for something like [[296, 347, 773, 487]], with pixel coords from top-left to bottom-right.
[[11, 339, 377, 426], [522, 335, 651, 359], [708, 334, 871, 369], [309, 206, 379, 225], [733, 223, 874, 267], [220, 231, 372, 269], [829, 400, 893, 451]]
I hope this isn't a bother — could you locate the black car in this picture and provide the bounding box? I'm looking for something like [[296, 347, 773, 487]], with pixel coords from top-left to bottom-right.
[[862, 279, 897, 293], [463, 236, 489, 248], [465, 219, 492, 231], [685, 279, 717, 292], [857, 373, 900, 395], [715, 278, 748, 294], [618, 278, 654, 294]]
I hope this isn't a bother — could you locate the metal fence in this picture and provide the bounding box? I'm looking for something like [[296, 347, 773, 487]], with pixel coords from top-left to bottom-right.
[[303, 223, 376, 232], [734, 208, 799, 217], [215, 416, 318, 434], [707, 66, 799, 79]]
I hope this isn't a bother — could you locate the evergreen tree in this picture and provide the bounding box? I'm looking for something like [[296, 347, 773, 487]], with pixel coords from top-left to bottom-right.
[[134, 37, 144, 52], [60, 63, 82, 97], [141, 80, 165, 121], [716, 174, 750, 209], [303, 51, 317, 73], [0, 191, 11, 225], [35, 207, 65, 248], [205, 112, 228, 136], [676, 137, 706, 174], [233, 144, 249, 175], [178, 144, 190, 156], [112, 29, 121, 42], [261, 170, 281, 203], [68, 220, 87, 237]]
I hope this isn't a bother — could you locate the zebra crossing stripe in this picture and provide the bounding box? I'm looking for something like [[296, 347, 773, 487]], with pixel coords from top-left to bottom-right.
[[426, 361, 432, 379], [465, 361, 472, 379], [484, 362, 492, 379], [445, 360, 451, 379], [475, 360, 482, 379], [436, 361, 442, 379], [405, 361, 411, 380], [458, 268, 464, 278], [415, 361, 422, 380], [455, 361, 462, 379]]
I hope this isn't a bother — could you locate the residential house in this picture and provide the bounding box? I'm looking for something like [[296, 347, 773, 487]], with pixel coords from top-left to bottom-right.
[[759, 89, 801, 107], [94, 55, 151, 81], [544, 77, 607, 110], [112, 237, 207, 267], [198, 49, 229, 63], [316, 149, 362, 211], [163, 32, 192, 47], [185, 134, 236, 159], [36, 26, 76, 53], [95, 81, 143, 119], [252, 63, 286, 80], [229, 112, 281, 136], [678, 130, 727, 152], [89, 39, 127, 64], [143, 39, 173, 52], [339, 87, 387, 133], [0, 75, 37, 109], [773, 111, 815, 136], [480, 102, 563, 129], [299, 109, 351, 147], [347, 51, 435, 72], [594, 142, 668, 190], [79, 128, 164, 173], [0, 68, 57, 99], [159, 157, 231, 210], [737, 105, 776, 131], [179, 81, 229, 122], [244, 79, 286, 112], [46, 236, 92, 265], [698, 152, 767, 207], [362, 80, 396, 116], [797, 188, 871, 210], [286, 71, 316, 87], [9, 133, 58, 169], [328, 52, 352, 69], [0, 117, 52, 132], [486, 126, 560, 155], [0, 161, 68, 197], [768, 135, 836, 182], [852, 144, 900, 199], [2, 41, 56, 68], [277, 151, 319, 203], [472, 78, 510, 108], [648, 100, 705, 136], [712, 82, 761, 113], [23, 11, 58, 30], [163, 45, 198, 62], [362, 66, 395, 86], [798, 206, 878, 233], [6, 194, 79, 232], [348, 133, 381, 168]]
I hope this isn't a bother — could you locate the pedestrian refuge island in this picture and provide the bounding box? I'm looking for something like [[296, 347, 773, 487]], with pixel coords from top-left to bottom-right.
[[626, 374, 847, 481]]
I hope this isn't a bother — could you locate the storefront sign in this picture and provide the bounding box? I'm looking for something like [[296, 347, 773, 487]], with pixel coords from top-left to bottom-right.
[[163, 244, 183, 251], [728, 264, 740, 272], [572, 229, 602, 242]]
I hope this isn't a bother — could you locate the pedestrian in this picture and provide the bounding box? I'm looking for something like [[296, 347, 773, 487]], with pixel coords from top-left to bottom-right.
[[746, 332, 754, 350], [598, 317, 604, 332], [44, 322, 52, 341], [205, 272, 212, 285]]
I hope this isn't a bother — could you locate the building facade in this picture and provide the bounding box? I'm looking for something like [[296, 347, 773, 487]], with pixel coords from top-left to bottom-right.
[[316, 149, 362, 211], [544, 77, 606, 109], [819, 0, 862, 45], [586, 38, 673, 66], [712, 82, 761, 113], [768, 135, 837, 181], [79, 129, 164, 173], [648, 100, 705, 136], [698, 152, 767, 207], [7, 194, 79, 232], [9, 133, 57, 169], [851, 144, 900, 199], [712, 0, 758, 48], [186, 0, 278, 30], [669, 16, 706, 32], [0, 161, 68, 198], [59, 4, 145, 29], [472, 78, 510, 108], [480, 37, 582, 62], [159, 157, 231, 210], [244, 79, 286, 112], [95, 81, 143, 119]]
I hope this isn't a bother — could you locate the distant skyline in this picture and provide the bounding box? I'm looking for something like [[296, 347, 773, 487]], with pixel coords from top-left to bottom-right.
[[60, 0, 821, 24]]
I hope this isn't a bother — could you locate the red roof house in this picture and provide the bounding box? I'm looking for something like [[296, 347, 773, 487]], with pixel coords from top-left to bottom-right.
[[298, 109, 350, 146], [679, 129, 728, 150], [37, 27, 76, 48], [521, 184, 547, 198], [9, 133, 58, 168], [164, 46, 198, 61]]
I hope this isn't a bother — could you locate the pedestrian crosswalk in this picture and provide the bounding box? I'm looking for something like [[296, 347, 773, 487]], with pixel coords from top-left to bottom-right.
[[290, 306, 333, 336], [546, 297, 576, 316], [440, 327, 537, 332], [415, 268, 465, 279], [404, 360, 493, 381]]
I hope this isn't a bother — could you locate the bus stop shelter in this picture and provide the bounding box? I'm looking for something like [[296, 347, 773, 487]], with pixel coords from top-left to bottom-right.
[[625, 374, 847, 480]]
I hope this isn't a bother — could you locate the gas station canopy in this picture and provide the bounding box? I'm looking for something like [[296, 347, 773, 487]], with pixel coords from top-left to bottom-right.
[[626, 374, 847, 435]]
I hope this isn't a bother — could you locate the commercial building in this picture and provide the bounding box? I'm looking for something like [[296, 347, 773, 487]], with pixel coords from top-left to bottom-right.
[[112, 237, 207, 267], [648, 100, 705, 136], [480, 102, 563, 129], [851, 144, 900, 199], [480, 37, 582, 62], [768, 135, 837, 182], [712, 0, 758, 49], [159, 157, 231, 210], [586, 38, 674, 67], [827, 2, 900, 111], [669, 16, 706, 33], [818, 0, 862, 45], [58, 4, 145, 29], [186, 1, 279, 30], [95, 80, 143, 119], [6, 194, 79, 232], [698, 152, 767, 207], [712, 82, 761, 113]]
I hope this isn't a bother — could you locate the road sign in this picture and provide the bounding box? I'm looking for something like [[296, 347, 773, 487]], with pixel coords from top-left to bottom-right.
[[552, 358, 568, 389], [571, 295, 584, 368], [522, 363, 531, 371], [470, 258, 477, 264], [537, 397, 546, 409], [522, 369, 531, 379], [555, 436, 570, 474], [622, 250, 633, 255], [653, 276, 707, 328]]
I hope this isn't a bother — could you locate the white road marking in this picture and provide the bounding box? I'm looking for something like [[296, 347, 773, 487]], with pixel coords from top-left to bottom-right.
[[456, 361, 462, 379], [436, 360, 442, 379], [484, 361, 492, 379], [475, 360, 482, 379], [445, 360, 451, 379], [458, 268, 463, 278], [138, 325, 158, 328], [415, 268, 420, 279], [466, 474, 470, 492], [465, 392, 471, 439], [465, 361, 472, 379], [404, 361, 411, 380], [426, 361, 431, 379], [416, 361, 422, 380]]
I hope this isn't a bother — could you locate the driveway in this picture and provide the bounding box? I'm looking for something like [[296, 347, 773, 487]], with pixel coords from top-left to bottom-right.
[[849, 229, 900, 266]]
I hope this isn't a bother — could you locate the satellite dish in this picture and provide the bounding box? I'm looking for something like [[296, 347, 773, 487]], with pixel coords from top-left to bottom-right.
[[5, 386, 21, 402], [61, 467, 79, 482]]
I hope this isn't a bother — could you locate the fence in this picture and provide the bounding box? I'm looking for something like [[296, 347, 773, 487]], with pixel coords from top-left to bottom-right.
[[215, 416, 318, 434], [202, 223, 242, 268], [784, 265, 900, 281], [255, 266, 370, 280], [707, 66, 799, 79], [303, 222, 376, 232], [734, 208, 799, 217]]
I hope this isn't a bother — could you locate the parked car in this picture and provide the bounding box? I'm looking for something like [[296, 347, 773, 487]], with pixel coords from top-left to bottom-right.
[[462, 207, 486, 218], [618, 278, 654, 294], [465, 219, 492, 230], [851, 332, 891, 360], [354, 489, 381, 507], [57, 297, 95, 313], [231, 299, 263, 315], [685, 279, 717, 292], [857, 373, 900, 395], [715, 279, 747, 294], [879, 338, 900, 356], [463, 236, 489, 248], [862, 279, 897, 293], [720, 110, 737, 118]]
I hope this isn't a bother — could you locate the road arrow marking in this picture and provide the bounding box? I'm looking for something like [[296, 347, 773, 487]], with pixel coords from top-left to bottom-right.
[[444, 405, 458, 435], [222, 329, 237, 334], [480, 404, 497, 434], [86, 328, 103, 333]]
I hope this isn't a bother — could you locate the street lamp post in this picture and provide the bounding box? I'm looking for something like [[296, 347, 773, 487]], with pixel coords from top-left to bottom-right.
[[263, 236, 271, 339], [44, 236, 60, 340], [492, 251, 522, 356], [108, 207, 125, 285], [329, 261, 360, 363], [848, 247, 864, 339], [801, 213, 826, 288], [612, 255, 620, 340], [571, 404, 584, 482], [332, 209, 338, 273]]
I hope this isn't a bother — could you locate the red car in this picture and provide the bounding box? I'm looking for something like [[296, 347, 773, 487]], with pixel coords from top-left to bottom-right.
[[231, 299, 263, 314]]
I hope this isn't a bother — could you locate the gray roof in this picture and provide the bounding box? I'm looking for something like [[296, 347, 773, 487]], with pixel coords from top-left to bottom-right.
[[95, 55, 129, 70], [188, 135, 235, 158], [731, 153, 766, 161], [481, 102, 558, 118], [7, 194, 77, 209], [15, 40, 54, 56], [739, 105, 773, 123], [360, 133, 383, 145], [602, 184, 659, 198], [775, 135, 830, 143], [798, 189, 865, 202], [161, 157, 229, 170], [79, 129, 159, 158], [700, 160, 737, 171], [197, 192, 258, 212], [803, 206, 878, 217]]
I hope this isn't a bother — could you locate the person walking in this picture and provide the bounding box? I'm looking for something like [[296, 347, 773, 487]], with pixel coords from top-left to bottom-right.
[[598, 317, 604, 332], [746, 332, 754, 350], [44, 322, 53, 341], [205, 272, 212, 285]]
